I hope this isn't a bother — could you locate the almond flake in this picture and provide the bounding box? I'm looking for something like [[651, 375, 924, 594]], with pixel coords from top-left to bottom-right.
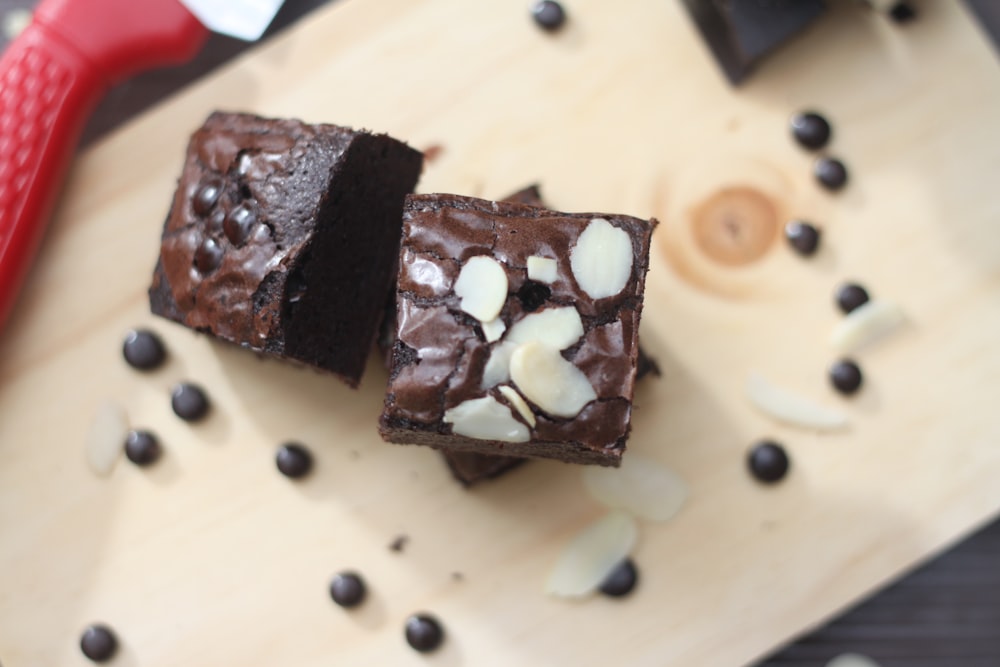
[[506, 306, 584, 350], [454, 255, 508, 322], [497, 385, 536, 427], [510, 341, 597, 418], [746, 372, 849, 431], [545, 510, 639, 598], [443, 395, 529, 442], [86, 401, 128, 477]]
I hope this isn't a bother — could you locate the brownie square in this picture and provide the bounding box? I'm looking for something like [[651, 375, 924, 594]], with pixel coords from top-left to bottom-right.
[[149, 112, 423, 387], [379, 193, 657, 466]]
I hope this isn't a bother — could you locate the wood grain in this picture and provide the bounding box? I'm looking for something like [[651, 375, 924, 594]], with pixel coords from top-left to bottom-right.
[[1, 1, 999, 665]]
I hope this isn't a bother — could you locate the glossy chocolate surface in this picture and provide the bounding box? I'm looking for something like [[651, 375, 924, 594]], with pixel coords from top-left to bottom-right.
[[150, 112, 423, 386], [380, 194, 656, 466]]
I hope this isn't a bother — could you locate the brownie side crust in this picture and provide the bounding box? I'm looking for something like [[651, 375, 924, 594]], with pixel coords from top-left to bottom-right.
[[379, 193, 657, 466]]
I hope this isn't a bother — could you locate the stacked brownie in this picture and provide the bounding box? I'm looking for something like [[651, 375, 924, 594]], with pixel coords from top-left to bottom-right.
[[151, 112, 658, 482]]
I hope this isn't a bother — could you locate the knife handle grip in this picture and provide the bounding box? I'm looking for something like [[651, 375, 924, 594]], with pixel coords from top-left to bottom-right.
[[0, 23, 103, 330], [0, 0, 208, 332]]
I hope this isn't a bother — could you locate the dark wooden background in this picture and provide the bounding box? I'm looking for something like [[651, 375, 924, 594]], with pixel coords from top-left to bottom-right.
[[1, 1, 998, 665]]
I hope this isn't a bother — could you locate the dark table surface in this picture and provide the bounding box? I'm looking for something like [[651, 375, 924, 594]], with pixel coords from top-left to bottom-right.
[[1, 1, 998, 665]]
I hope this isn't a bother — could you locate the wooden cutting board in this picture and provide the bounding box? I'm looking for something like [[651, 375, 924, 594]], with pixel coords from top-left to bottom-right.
[[2, 1, 998, 665]]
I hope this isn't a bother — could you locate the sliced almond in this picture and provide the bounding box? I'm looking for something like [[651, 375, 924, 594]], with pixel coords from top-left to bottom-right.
[[544, 510, 638, 599], [830, 299, 905, 353], [481, 317, 506, 343], [510, 341, 597, 418], [826, 654, 883, 667], [527, 255, 558, 284], [582, 453, 688, 522], [482, 341, 518, 389], [443, 395, 530, 442], [746, 372, 849, 431], [497, 385, 536, 427], [454, 255, 508, 322], [86, 401, 128, 477], [506, 306, 584, 350], [570, 218, 633, 299]]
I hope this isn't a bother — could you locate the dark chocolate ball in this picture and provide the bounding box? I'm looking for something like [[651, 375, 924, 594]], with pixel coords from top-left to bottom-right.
[[599, 558, 639, 598], [790, 111, 831, 150], [405, 613, 445, 653], [329, 572, 367, 608], [276, 443, 313, 479], [784, 220, 821, 256], [532, 0, 566, 31], [122, 329, 166, 371], [835, 282, 870, 314], [815, 157, 849, 191], [192, 179, 223, 216], [194, 237, 224, 273], [80, 624, 118, 662], [171, 383, 210, 422], [829, 359, 863, 395], [124, 430, 162, 466], [747, 441, 790, 484]]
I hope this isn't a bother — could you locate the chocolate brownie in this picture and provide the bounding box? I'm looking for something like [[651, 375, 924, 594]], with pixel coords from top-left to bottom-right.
[[149, 112, 423, 387], [379, 193, 657, 466], [434, 185, 660, 485]]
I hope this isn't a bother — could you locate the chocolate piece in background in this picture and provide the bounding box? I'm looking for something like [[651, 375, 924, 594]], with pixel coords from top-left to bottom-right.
[[681, 0, 827, 85]]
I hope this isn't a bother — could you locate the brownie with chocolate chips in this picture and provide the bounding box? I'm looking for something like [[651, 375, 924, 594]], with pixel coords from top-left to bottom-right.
[[149, 112, 422, 387], [379, 193, 657, 466]]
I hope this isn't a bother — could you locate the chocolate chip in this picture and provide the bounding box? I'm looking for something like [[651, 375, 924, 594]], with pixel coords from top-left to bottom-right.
[[405, 614, 445, 653], [829, 359, 863, 395], [836, 282, 870, 314], [275, 443, 313, 478], [122, 329, 166, 371], [329, 572, 367, 608], [814, 157, 848, 191], [80, 624, 117, 662], [516, 281, 551, 312], [192, 180, 223, 216], [747, 441, 789, 484], [194, 237, 223, 273], [784, 220, 821, 256], [124, 430, 162, 466], [532, 0, 566, 31], [599, 558, 639, 598], [888, 1, 917, 23], [224, 204, 257, 246], [790, 111, 831, 150], [171, 383, 210, 421], [206, 207, 226, 234]]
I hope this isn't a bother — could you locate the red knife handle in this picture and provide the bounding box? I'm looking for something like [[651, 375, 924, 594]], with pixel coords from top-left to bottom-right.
[[0, 25, 102, 330], [0, 0, 208, 332]]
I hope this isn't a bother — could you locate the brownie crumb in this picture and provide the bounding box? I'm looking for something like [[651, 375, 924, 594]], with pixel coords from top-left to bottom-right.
[[389, 535, 410, 553], [423, 144, 444, 163]]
